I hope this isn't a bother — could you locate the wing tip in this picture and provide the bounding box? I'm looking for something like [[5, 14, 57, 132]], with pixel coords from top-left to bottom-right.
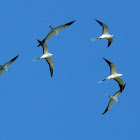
[[103, 58, 108, 63], [51, 72, 53, 77], [16, 54, 19, 58], [37, 39, 42, 47], [107, 40, 112, 48], [120, 83, 126, 92], [122, 83, 126, 90], [50, 67, 54, 77], [13, 55, 19, 61], [102, 109, 108, 115], [66, 20, 76, 26], [94, 19, 102, 24], [103, 58, 111, 64], [102, 112, 105, 115]]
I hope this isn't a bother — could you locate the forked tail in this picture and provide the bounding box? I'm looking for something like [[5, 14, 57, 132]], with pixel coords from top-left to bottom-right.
[[90, 37, 99, 41], [105, 94, 111, 98], [33, 57, 41, 61], [98, 78, 106, 83]]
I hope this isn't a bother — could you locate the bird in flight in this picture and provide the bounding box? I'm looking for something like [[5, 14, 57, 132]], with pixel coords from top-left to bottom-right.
[[91, 19, 114, 47], [37, 20, 76, 47], [34, 40, 54, 77], [98, 58, 124, 91], [0, 55, 19, 76], [102, 83, 126, 115]]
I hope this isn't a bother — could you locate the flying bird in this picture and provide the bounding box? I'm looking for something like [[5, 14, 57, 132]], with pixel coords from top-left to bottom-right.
[[0, 55, 19, 76], [34, 40, 54, 77], [98, 58, 124, 91], [37, 20, 76, 47], [102, 83, 126, 115], [91, 19, 114, 47]]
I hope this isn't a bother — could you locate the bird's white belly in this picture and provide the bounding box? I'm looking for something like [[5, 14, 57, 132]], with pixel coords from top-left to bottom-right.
[[41, 53, 53, 59], [107, 74, 121, 79], [100, 34, 111, 39]]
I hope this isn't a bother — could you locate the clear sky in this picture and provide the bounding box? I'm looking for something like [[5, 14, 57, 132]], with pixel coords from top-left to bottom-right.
[[0, 0, 139, 140]]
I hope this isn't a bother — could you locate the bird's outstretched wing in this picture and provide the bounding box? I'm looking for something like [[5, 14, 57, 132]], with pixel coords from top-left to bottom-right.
[[103, 58, 116, 75], [45, 57, 54, 77], [113, 83, 126, 97], [42, 31, 55, 44], [37, 40, 48, 54], [95, 19, 109, 34], [114, 77, 123, 91], [102, 99, 114, 115], [4, 55, 19, 67], [37, 20, 75, 47], [0, 68, 4, 77], [56, 20, 75, 31], [108, 38, 113, 47]]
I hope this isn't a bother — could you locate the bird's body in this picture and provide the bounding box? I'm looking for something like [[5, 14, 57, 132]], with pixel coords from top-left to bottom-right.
[[51, 27, 59, 36], [99, 73, 122, 83], [91, 19, 114, 47], [107, 95, 119, 102], [37, 20, 75, 47], [1, 66, 8, 71], [0, 55, 19, 76], [34, 40, 54, 77], [35, 53, 53, 60], [102, 83, 126, 115], [98, 58, 124, 91], [98, 34, 113, 39]]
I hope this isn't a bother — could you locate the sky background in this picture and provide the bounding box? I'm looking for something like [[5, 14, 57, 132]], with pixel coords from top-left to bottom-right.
[[0, 0, 139, 140]]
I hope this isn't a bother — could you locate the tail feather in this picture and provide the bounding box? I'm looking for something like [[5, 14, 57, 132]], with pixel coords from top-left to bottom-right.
[[33, 57, 41, 61], [105, 94, 111, 98], [90, 37, 99, 41], [98, 79, 106, 83]]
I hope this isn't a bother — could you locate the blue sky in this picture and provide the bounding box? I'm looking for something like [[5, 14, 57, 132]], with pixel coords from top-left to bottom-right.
[[0, 0, 139, 139]]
